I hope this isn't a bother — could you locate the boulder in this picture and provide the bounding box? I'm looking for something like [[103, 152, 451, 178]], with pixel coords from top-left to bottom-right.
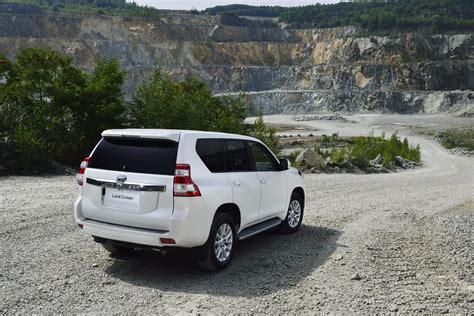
[[370, 154, 383, 166], [295, 149, 326, 169], [394, 156, 416, 169]]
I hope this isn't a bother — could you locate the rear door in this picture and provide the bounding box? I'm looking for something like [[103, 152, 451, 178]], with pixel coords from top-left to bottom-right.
[[223, 139, 261, 228], [247, 141, 287, 220], [81, 137, 177, 231]]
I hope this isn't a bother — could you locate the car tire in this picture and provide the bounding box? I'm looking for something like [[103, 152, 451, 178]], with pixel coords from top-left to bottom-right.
[[197, 213, 236, 272], [102, 240, 134, 255], [279, 192, 304, 234]]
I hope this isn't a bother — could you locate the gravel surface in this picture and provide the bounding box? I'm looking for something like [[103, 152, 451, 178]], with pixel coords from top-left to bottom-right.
[[1, 114, 473, 313]]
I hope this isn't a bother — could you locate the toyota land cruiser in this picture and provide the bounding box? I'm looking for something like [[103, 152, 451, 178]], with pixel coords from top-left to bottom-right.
[[74, 129, 305, 271]]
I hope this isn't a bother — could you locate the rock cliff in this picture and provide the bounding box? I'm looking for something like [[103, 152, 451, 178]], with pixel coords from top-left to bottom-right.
[[0, 8, 472, 115]]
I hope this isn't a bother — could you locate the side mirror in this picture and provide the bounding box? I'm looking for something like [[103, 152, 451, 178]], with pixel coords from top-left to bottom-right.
[[279, 159, 289, 171]]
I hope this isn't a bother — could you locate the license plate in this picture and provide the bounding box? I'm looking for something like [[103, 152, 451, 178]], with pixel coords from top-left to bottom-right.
[[103, 188, 140, 210]]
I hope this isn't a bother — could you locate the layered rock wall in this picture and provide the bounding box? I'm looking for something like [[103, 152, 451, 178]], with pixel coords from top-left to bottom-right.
[[0, 8, 472, 115]]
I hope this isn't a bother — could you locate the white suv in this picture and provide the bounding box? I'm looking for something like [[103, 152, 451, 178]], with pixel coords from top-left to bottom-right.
[[74, 129, 305, 271]]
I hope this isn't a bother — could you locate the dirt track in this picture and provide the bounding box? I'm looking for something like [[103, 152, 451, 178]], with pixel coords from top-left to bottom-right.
[[1, 114, 473, 313]]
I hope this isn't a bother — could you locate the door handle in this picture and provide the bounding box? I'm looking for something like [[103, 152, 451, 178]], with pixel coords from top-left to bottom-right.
[[260, 178, 267, 184], [232, 181, 241, 187]]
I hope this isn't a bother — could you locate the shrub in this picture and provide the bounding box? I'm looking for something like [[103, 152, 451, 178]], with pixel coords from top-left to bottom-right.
[[0, 48, 125, 173], [247, 110, 279, 153], [330, 147, 348, 165], [130, 70, 246, 134], [329, 133, 421, 168], [438, 128, 474, 151]]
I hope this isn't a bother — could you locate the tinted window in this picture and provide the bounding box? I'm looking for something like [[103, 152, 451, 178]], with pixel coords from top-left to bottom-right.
[[224, 140, 253, 172], [89, 137, 178, 175], [196, 139, 226, 173], [248, 142, 280, 171]]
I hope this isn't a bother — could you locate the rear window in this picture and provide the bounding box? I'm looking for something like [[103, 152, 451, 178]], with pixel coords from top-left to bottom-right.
[[89, 137, 178, 175], [196, 139, 226, 173]]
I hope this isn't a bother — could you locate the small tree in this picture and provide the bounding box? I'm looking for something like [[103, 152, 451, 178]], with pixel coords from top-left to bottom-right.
[[130, 70, 246, 134], [248, 110, 279, 153], [73, 59, 126, 161]]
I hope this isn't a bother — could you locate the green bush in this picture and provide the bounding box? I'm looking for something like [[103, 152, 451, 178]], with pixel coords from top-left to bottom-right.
[[0, 48, 125, 173], [329, 133, 421, 168], [330, 147, 348, 165], [129, 70, 246, 134], [10, 124, 48, 171]]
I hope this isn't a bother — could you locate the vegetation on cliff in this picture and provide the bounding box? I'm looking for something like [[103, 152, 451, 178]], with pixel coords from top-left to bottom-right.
[[2, 0, 473, 33], [206, 0, 474, 33], [0, 0, 162, 16], [204, 4, 285, 17]]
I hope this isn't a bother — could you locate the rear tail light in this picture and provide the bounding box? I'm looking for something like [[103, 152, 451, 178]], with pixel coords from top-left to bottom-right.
[[76, 157, 91, 186], [173, 164, 201, 197]]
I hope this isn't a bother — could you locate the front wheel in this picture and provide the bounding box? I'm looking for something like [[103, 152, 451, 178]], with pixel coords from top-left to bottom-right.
[[279, 192, 304, 234], [197, 213, 236, 272]]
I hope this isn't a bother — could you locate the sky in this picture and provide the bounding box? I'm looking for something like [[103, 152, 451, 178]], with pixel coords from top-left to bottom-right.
[[131, 1, 340, 11]]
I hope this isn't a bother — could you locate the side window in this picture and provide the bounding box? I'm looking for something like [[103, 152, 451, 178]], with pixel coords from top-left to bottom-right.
[[196, 139, 226, 173], [224, 140, 253, 172], [248, 141, 280, 172]]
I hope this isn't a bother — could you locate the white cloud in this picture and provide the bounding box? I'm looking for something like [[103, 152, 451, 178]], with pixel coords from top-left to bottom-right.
[[131, 0, 340, 11]]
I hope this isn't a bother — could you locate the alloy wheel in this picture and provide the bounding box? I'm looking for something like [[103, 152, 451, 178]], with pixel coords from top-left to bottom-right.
[[214, 223, 233, 262], [287, 200, 301, 228]]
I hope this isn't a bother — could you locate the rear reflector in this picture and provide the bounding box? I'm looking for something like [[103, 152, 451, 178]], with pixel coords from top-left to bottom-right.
[[173, 164, 201, 197], [76, 157, 91, 186], [78, 224, 84, 229], [160, 238, 176, 245]]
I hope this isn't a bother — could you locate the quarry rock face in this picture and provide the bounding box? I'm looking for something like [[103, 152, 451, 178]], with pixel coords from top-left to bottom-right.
[[0, 7, 472, 115]]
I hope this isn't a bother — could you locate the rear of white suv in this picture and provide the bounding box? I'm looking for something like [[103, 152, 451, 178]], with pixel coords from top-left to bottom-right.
[[74, 129, 305, 271]]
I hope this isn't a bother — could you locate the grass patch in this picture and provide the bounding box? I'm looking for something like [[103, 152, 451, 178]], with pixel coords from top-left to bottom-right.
[[437, 128, 474, 151]]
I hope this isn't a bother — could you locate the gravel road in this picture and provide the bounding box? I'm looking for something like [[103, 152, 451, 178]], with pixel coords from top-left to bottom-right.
[[1, 114, 473, 313]]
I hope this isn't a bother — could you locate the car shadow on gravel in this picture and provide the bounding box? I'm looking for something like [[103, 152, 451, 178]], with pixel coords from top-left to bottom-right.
[[104, 224, 340, 297]]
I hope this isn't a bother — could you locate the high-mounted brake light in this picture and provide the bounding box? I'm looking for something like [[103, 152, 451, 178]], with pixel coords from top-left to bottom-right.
[[173, 164, 201, 197], [76, 157, 91, 186]]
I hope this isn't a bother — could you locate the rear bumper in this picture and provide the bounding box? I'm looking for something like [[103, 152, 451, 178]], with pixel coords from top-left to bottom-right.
[[74, 196, 213, 248]]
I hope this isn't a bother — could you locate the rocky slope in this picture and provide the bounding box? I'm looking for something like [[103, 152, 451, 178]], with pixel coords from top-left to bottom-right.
[[0, 7, 472, 115]]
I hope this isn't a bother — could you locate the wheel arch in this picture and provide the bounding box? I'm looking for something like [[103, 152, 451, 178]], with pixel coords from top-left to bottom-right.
[[214, 203, 241, 230], [292, 187, 305, 208]]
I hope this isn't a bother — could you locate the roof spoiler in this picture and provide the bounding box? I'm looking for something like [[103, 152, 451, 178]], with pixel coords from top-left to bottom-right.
[[101, 129, 181, 142]]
